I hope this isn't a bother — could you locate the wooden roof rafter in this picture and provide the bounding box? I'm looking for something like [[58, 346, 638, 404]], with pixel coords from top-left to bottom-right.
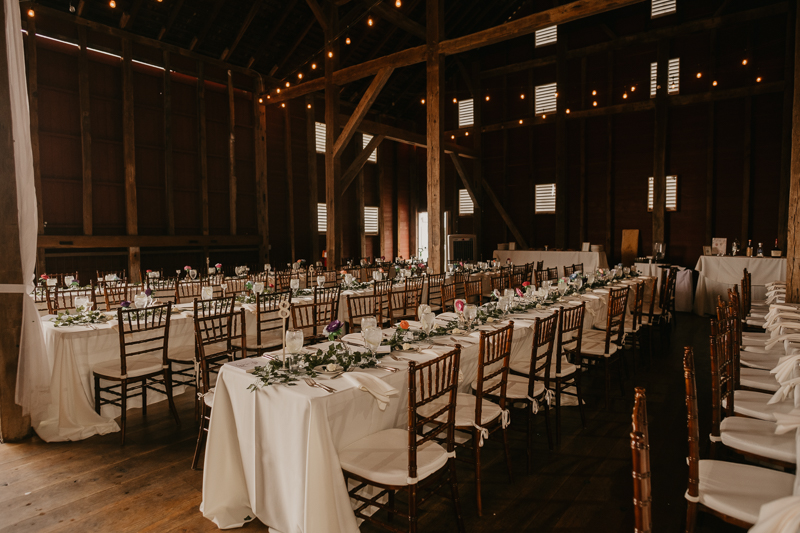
[[188, 0, 226, 51], [157, 0, 184, 40], [247, 0, 302, 69], [220, 0, 265, 61]]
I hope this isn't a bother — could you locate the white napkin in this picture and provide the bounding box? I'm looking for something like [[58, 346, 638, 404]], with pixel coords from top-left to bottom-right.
[[749, 496, 800, 533], [771, 355, 800, 384], [769, 378, 800, 408], [767, 334, 800, 352], [342, 373, 398, 411], [242, 303, 257, 314]]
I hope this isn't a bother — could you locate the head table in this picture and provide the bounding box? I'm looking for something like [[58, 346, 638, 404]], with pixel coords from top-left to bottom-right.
[[200, 279, 649, 532]]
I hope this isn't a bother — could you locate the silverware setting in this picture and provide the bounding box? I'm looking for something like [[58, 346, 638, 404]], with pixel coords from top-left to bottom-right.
[[376, 364, 398, 373], [450, 336, 474, 345], [303, 377, 336, 393]]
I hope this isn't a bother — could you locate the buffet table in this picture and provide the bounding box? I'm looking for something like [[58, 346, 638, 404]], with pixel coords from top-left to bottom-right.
[[693, 256, 786, 316], [493, 250, 609, 273]]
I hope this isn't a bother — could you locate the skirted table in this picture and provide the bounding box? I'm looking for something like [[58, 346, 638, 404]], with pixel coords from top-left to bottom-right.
[[693, 255, 786, 316]]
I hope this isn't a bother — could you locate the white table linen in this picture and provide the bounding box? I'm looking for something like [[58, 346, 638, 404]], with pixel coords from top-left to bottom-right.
[[694, 256, 786, 316], [493, 250, 609, 273]]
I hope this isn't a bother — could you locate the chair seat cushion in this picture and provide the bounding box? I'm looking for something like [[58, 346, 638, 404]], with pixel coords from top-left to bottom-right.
[[580, 331, 619, 357], [722, 390, 796, 421], [720, 417, 796, 464], [742, 331, 771, 342], [93, 354, 164, 379], [740, 351, 781, 371], [511, 356, 577, 380], [740, 367, 780, 393], [339, 428, 448, 487], [418, 392, 502, 428], [745, 318, 765, 328], [472, 374, 544, 400], [203, 387, 215, 408], [692, 459, 795, 524], [168, 341, 229, 362]]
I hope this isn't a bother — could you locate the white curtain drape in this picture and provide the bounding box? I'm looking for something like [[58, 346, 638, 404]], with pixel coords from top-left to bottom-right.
[[4, 0, 50, 417]]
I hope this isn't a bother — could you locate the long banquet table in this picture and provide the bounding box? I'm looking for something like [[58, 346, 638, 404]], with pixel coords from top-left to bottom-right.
[[200, 278, 650, 532], [493, 250, 609, 273], [693, 255, 786, 316]]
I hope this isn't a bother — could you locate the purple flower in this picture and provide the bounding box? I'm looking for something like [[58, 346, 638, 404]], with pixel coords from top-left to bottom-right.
[[324, 320, 343, 334], [120, 301, 130, 308], [145, 288, 152, 297]]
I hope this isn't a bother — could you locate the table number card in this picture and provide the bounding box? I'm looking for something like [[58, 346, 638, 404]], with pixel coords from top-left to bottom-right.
[[711, 238, 727, 256]]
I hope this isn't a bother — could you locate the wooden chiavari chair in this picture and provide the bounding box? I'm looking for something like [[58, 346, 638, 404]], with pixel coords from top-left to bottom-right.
[[572, 263, 584, 273], [364, 266, 381, 281], [441, 282, 456, 313], [683, 346, 794, 531], [249, 271, 268, 283], [509, 271, 525, 289], [624, 280, 647, 369], [523, 263, 535, 285], [46, 284, 98, 314], [234, 290, 292, 356], [423, 323, 514, 516], [339, 348, 465, 533], [291, 286, 341, 344], [97, 269, 127, 284], [222, 278, 250, 296], [373, 279, 393, 325], [346, 293, 383, 332], [708, 318, 795, 469], [490, 274, 509, 294], [630, 387, 652, 533], [580, 287, 629, 409], [550, 303, 586, 446], [388, 285, 424, 322], [146, 276, 178, 303], [405, 276, 424, 292], [464, 279, 483, 306], [563, 265, 575, 277], [103, 283, 131, 311], [453, 272, 470, 300], [191, 299, 241, 470], [536, 260, 544, 271], [175, 280, 204, 304], [545, 267, 559, 281], [92, 302, 180, 445], [425, 273, 446, 312], [45, 271, 80, 288], [725, 287, 778, 393]]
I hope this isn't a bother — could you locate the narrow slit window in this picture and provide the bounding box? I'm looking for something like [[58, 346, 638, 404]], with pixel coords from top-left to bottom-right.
[[647, 176, 678, 211], [535, 25, 557, 47], [458, 99, 474, 128], [362, 134, 377, 163], [535, 82, 557, 115], [317, 203, 327, 233], [651, 0, 676, 18], [458, 189, 474, 216], [364, 206, 379, 235], [650, 58, 680, 97], [315, 122, 326, 153], [535, 183, 556, 214]]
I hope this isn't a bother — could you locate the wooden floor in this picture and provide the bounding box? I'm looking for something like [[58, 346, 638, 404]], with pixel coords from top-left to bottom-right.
[[0, 313, 748, 532]]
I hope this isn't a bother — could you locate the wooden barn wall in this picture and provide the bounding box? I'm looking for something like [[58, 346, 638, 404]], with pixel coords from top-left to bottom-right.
[[447, 6, 792, 268]]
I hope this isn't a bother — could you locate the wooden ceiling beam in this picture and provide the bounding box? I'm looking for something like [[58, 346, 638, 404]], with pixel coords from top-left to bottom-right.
[[247, 0, 301, 68], [220, 0, 264, 61], [158, 0, 184, 40], [272, 18, 315, 77], [306, 0, 328, 33], [449, 152, 480, 210], [119, 0, 144, 29], [339, 134, 384, 194], [367, 0, 426, 40], [189, 0, 226, 51], [334, 66, 394, 158]]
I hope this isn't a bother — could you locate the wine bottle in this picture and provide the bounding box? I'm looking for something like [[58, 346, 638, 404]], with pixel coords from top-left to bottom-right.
[[746, 239, 753, 257], [772, 238, 782, 258], [756, 242, 764, 258]]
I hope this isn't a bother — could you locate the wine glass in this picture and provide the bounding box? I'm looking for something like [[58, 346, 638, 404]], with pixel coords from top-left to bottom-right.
[[189, 269, 198, 280], [285, 329, 304, 370], [497, 296, 508, 316], [623, 267, 631, 277], [292, 262, 299, 271], [134, 292, 148, 309], [290, 278, 300, 292], [201, 286, 214, 300], [575, 277, 584, 291], [363, 326, 383, 360], [361, 316, 378, 330], [64, 276, 74, 287], [344, 273, 354, 285], [265, 264, 271, 273], [421, 311, 435, 335], [465, 304, 477, 330], [316, 275, 326, 289], [372, 271, 381, 282], [253, 282, 264, 295], [74, 296, 89, 312]]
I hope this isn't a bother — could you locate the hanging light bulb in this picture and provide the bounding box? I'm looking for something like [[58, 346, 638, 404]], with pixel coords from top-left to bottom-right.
[[566, 109, 570, 114], [27, 8, 34, 16], [286, 81, 291, 87], [281, 103, 285, 107], [623, 92, 628, 99], [742, 59, 748, 65], [696, 72, 702, 78], [109, 0, 116, 7], [297, 72, 303, 79], [421, 98, 425, 104], [453, 98, 457, 104], [307, 103, 311, 109], [465, 131, 469, 136], [485, 95, 490, 101], [258, 98, 263, 103], [756, 76, 762, 82], [555, 92, 558, 98], [328, 51, 333, 58], [266, 95, 271, 99], [631, 86, 636, 92], [368, 16, 374, 26], [345, 37, 351, 45], [276, 88, 281, 93], [592, 90, 597, 96], [520, 93, 525, 99], [593, 101, 598, 107], [451, 135, 455, 139], [542, 114, 546, 119], [395, 0, 402, 7], [311, 63, 317, 70], [519, 119, 523, 124]]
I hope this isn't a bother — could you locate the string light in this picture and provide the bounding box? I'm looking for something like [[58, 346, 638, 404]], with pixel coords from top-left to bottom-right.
[[742, 59, 748, 65], [485, 95, 490, 101], [345, 37, 351, 45], [266, 95, 271, 99], [593, 101, 598, 106], [421, 98, 425, 104], [285, 82, 290, 87], [696, 72, 702, 78], [297, 72, 303, 79], [542, 114, 546, 119], [27, 8, 34, 16], [328, 51, 333, 58], [258, 98, 263, 103], [519, 119, 523, 124], [368, 17, 373, 26], [311, 63, 317, 70], [395, 0, 401, 6], [453, 98, 457, 104], [566, 109, 570, 114], [276, 88, 281, 93], [465, 131, 469, 136], [281, 103, 285, 107], [631, 86, 636, 92], [451, 135, 455, 139], [520, 94, 525, 99], [555, 92, 558, 98], [592, 90, 597, 95], [109, 0, 115, 7], [307, 104, 312, 109], [623, 92, 628, 99], [712, 80, 718, 86], [756, 77, 762, 82]]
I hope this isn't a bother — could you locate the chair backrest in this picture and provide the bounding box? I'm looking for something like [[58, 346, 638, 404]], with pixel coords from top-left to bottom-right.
[[256, 290, 292, 348], [464, 279, 483, 306], [490, 274, 509, 293], [474, 322, 515, 422], [97, 269, 127, 284], [533, 269, 547, 289], [454, 272, 470, 298], [741, 268, 752, 316], [315, 286, 341, 326], [224, 278, 250, 295], [603, 287, 629, 352], [147, 276, 177, 292], [176, 280, 204, 304], [408, 347, 462, 478], [193, 301, 238, 393], [509, 272, 524, 289], [116, 302, 173, 376], [536, 260, 544, 271], [441, 283, 456, 312], [45, 271, 80, 288], [546, 267, 559, 281], [630, 387, 652, 533], [346, 293, 383, 331], [528, 313, 558, 391], [46, 285, 98, 314], [573, 263, 584, 273], [426, 273, 446, 307], [709, 317, 735, 439], [629, 280, 645, 326], [405, 277, 424, 292], [389, 286, 424, 320], [556, 303, 585, 374], [641, 277, 658, 322], [104, 283, 131, 310], [249, 271, 268, 283], [564, 265, 575, 277], [683, 346, 701, 505]]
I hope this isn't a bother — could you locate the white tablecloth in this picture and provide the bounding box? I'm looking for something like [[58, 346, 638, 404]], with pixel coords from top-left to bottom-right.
[[693, 256, 786, 316], [493, 250, 609, 273], [634, 263, 694, 313]]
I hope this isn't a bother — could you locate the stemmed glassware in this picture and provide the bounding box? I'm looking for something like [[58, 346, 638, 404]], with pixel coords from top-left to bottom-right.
[[285, 329, 304, 371], [253, 282, 264, 295], [465, 304, 477, 330], [372, 271, 382, 282], [290, 278, 300, 294], [421, 311, 435, 335], [74, 296, 90, 312], [363, 326, 383, 361], [344, 273, 354, 286], [316, 275, 326, 289], [201, 286, 214, 300], [64, 276, 74, 287], [189, 269, 198, 280], [497, 296, 508, 316], [361, 317, 377, 331]]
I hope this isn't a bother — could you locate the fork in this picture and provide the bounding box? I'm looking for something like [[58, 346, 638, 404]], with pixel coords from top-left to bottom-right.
[[303, 377, 336, 393]]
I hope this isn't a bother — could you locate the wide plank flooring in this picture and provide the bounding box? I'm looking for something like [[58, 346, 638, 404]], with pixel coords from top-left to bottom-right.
[[0, 314, 751, 531]]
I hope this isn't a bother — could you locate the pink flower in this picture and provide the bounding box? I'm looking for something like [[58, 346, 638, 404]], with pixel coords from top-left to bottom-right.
[[184, 266, 191, 271], [146, 269, 152, 273], [215, 263, 222, 269], [522, 281, 530, 287], [40, 274, 49, 280], [516, 287, 524, 298], [454, 299, 465, 312]]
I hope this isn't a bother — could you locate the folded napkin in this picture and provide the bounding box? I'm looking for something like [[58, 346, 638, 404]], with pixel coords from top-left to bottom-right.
[[342, 372, 398, 410], [749, 496, 800, 533], [437, 312, 460, 321], [769, 377, 800, 408], [341, 290, 355, 295], [241, 303, 257, 314], [771, 355, 800, 384], [767, 334, 800, 352]]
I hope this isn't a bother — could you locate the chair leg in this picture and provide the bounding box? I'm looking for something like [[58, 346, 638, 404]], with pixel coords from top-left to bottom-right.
[[543, 401, 553, 451], [555, 377, 562, 448], [617, 356, 626, 399], [474, 429, 483, 517], [448, 461, 466, 533], [502, 426, 513, 482], [604, 358, 611, 410], [526, 404, 533, 475], [94, 375, 101, 415], [387, 490, 395, 525], [120, 380, 128, 446], [165, 370, 181, 429], [408, 484, 417, 533], [192, 405, 208, 470], [141, 378, 147, 417], [685, 501, 697, 533]]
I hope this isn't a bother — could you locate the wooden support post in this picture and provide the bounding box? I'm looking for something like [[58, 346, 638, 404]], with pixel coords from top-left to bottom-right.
[[26, 17, 45, 275], [254, 78, 270, 265], [652, 39, 669, 250], [163, 51, 174, 235], [409, 145, 418, 259], [197, 62, 209, 236], [787, 0, 800, 302], [501, 74, 508, 244], [779, 2, 796, 251], [742, 97, 752, 243], [356, 133, 366, 259], [305, 95, 319, 263], [333, 67, 394, 158], [578, 57, 587, 244], [555, 32, 568, 249], [705, 30, 716, 245], [472, 61, 483, 258], [284, 106, 296, 262], [378, 146, 386, 258], [0, 3, 31, 441], [339, 134, 384, 194], [122, 39, 140, 283], [426, 0, 445, 273], [227, 71, 237, 235], [605, 50, 614, 257], [77, 27, 92, 236], [324, 5, 342, 268], [481, 178, 529, 250]]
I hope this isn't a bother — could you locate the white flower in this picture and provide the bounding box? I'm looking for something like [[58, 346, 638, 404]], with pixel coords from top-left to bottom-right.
[[536, 304, 543, 309], [402, 343, 412, 351], [487, 317, 495, 323], [452, 328, 464, 335]]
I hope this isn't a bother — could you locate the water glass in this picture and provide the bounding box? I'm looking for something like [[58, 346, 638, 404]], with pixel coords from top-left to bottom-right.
[[134, 293, 148, 309], [421, 311, 436, 334], [344, 274, 354, 285], [317, 275, 326, 288], [253, 282, 265, 295], [64, 276, 74, 287], [373, 271, 382, 282], [497, 296, 508, 315], [189, 269, 198, 280], [292, 262, 299, 271], [361, 317, 378, 330], [74, 296, 89, 311], [465, 304, 477, 329], [363, 326, 383, 358], [201, 286, 214, 300], [290, 278, 300, 291]]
